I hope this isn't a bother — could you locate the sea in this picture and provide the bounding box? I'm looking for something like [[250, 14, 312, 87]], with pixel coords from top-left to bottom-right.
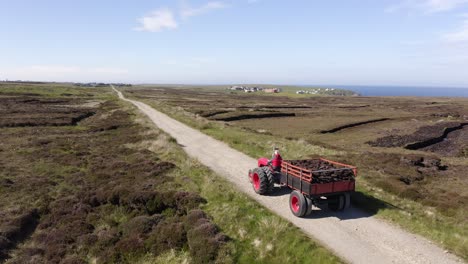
[[313, 85, 468, 97]]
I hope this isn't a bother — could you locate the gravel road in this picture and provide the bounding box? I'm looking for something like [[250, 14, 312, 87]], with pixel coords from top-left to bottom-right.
[[113, 86, 464, 264]]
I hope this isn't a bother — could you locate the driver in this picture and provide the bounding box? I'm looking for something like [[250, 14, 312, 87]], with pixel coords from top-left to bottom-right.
[[270, 147, 282, 172]]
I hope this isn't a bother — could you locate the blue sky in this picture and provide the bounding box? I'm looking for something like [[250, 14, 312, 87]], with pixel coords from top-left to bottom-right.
[[1, 0, 468, 86]]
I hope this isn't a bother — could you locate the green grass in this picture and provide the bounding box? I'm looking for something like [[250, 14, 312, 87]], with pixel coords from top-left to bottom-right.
[[1, 84, 238, 263], [0, 82, 113, 99], [132, 250, 191, 264], [172, 153, 339, 263], [130, 104, 342, 264], [127, 93, 468, 261], [134, 98, 341, 159], [354, 175, 468, 259]]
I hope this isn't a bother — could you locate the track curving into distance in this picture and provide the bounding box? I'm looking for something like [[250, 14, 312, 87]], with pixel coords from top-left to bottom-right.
[[112, 86, 463, 264]]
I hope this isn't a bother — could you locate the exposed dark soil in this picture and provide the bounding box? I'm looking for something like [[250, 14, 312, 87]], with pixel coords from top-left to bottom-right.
[[212, 113, 296, 122], [421, 126, 468, 156], [285, 159, 355, 183], [405, 123, 468, 150], [337, 105, 370, 109], [369, 122, 468, 156], [237, 106, 312, 109], [321, 118, 391, 134], [346, 151, 468, 215], [430, 112, 462, 118], [200, 110, 231, 118], [399, 154, 447, 171], [125, 86, 468, 220], [0, 97, 226, 263], [0, 209, 40, 260], [0, 97, 95, 127]]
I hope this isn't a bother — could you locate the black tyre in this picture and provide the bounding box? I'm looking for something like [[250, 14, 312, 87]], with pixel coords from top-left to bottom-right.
[[261, 167, 275, 193], [289, 190, 307, 217], [251, 167, 274, 195], [328, 195, 345, 211], [305, 196, 314, 216], [343, 193, 350, 210]]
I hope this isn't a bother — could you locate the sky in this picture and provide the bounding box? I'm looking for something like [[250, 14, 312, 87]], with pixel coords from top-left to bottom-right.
[[1, 0, 468, 87]]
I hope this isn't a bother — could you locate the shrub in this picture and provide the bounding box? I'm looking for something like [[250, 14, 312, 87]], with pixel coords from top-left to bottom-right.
[[146, 220, 187, 254], [120, 215, 163, 236], [186, 221, 225, 263], [174, 192, 206, 214], [115, 234, 146, 256], [184, 209, 227, 263], [61, 255, 87, 264]]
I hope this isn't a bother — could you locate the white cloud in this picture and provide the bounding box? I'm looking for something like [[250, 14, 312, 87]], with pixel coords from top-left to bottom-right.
[[181, 1, 228, 19], [386, 0, 468, 13], [134, 8, 178, 32], [424, 0, 468, 12], [134, 2, 228, 33], [442, 15, 468, 42]]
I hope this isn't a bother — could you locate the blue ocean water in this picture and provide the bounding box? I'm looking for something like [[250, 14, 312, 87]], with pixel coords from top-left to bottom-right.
[[316, 85, 468, 97]]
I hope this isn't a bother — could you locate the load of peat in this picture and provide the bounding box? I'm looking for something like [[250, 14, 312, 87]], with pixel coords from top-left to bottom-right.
[[286, 159, 355, 184]]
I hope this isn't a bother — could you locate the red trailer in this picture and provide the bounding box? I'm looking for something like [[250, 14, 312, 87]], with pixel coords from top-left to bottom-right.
[[249, 156, 357, 217]]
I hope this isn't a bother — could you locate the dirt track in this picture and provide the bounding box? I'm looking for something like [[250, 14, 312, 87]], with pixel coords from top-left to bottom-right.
[[113, 86, 464, 264]]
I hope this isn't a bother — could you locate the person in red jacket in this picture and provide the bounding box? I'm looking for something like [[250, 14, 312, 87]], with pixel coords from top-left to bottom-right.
[[270, 147, 282, 172]]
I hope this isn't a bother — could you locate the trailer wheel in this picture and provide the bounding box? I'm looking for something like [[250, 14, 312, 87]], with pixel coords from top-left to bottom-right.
[[305, 197, 313, 216], [328, 195, 345, 211], [289, 191, 307, 217], [251, 167, 273, 195], [343, 193, 350, 210]]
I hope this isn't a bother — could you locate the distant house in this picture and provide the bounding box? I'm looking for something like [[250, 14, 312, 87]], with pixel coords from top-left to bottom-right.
[[230, 86, 244, 91], [296, 90, 305, 94], [264, 88, 279, 93]]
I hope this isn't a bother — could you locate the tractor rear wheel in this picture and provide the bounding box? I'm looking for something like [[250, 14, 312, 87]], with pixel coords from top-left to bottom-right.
[[251, 167, 274, 195], [261, 167, 275, 193], [289, 190, 307, 217]]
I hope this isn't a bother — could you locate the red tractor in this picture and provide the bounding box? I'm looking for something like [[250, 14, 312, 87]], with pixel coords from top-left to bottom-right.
[[248, 148, 357, 217]]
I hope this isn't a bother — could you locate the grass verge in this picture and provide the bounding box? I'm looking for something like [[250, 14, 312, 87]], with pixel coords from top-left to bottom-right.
[[0, 82, 113, 98], [128, 94, 468, 261], [0, 83, 342, 263], [129, 101, 342, 264]]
